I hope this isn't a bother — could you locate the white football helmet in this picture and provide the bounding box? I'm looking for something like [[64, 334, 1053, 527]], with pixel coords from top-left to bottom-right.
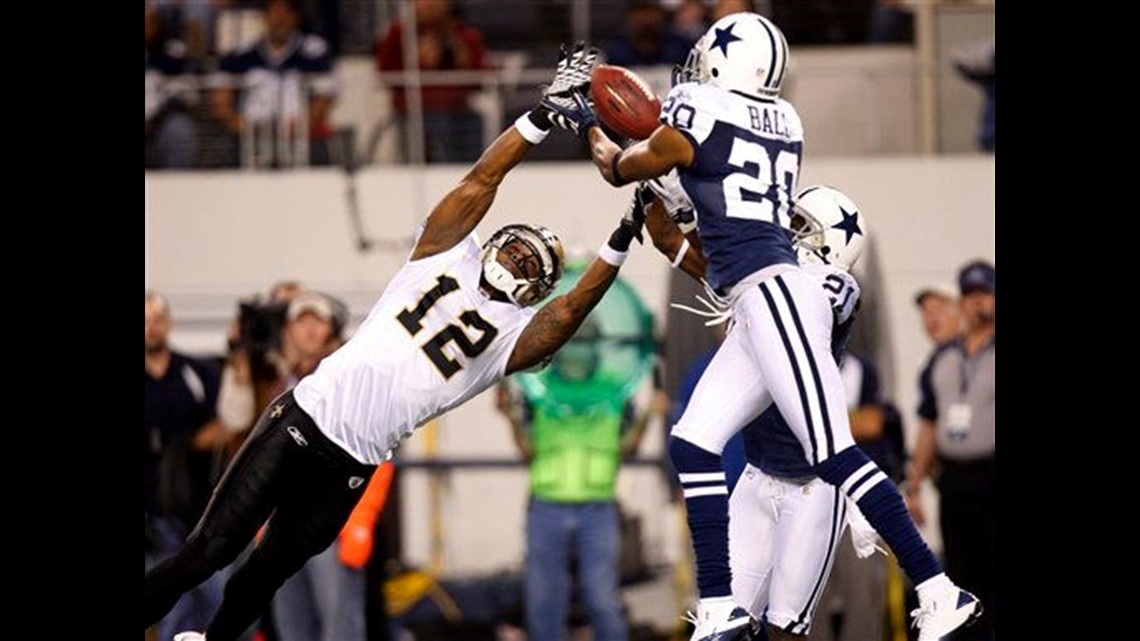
[[481, 223, 565, 306], [673, 12, 789, 98], [788, 185, 868, 271]]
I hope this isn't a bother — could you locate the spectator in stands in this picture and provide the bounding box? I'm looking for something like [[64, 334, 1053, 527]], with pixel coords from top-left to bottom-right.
[[914, 283, 961, 349], [297, 0, 343, 56], [772, 0, 871, 44], [867, 0, 914, 43], [713, 0, 767, 21], [672, 0, 710, 43], [146, 0, 199, 169], [150, 0, 227, 61], [145, 291, 227, 640], [496, 319, 669, 641], [954, 39, 995, 152], [906, 261, 996, 641], [210, 0, 338, 167], [605, 1, 693, 68], [376, 0, 488, 163]]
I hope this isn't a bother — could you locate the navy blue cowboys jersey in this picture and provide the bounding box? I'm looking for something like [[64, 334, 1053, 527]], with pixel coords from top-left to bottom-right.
[[659, 82, 805, 292], [212, 33, 337, 97], [145, 39, 193, 120]]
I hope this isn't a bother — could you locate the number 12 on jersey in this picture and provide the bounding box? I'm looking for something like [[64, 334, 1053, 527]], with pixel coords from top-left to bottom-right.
[[397, 275, 499, 379]]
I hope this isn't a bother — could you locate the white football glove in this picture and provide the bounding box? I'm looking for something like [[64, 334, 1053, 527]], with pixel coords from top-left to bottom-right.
[[644, 171, 697, 234], [546, 41, 599, 96], [539, 41, 600, 139]]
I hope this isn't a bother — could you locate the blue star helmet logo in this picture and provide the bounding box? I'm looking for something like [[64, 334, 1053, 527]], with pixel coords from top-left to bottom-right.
[[832, 206, 863, 243], [711, 23, 742, 56]]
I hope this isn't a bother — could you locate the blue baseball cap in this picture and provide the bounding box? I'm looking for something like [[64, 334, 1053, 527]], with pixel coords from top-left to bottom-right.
[[958, 260, 995, 295]]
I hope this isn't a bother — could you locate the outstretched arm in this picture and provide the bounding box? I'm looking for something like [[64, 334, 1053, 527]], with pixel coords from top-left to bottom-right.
[[587, 125, 694, 186], [505, 256, 619, 374], [505, 196, 643, 374], [411, 42, 599, 260], [410, 127, 533, 260]]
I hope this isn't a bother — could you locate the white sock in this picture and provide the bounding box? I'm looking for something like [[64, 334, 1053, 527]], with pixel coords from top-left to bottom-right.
[[698, 595, 740, 614], [915, 572, 951, 596]]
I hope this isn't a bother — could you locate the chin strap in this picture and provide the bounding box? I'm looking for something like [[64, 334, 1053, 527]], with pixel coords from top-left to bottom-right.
[[483, 261, 525, 304]]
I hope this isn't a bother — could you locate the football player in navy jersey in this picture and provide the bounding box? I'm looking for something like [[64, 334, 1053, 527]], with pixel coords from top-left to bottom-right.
[[644, 179, 881, 641], [546, 14, 979, 641]]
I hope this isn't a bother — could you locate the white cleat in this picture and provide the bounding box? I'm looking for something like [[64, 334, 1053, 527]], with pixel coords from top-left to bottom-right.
[[912, 578, 982, 641], [173, 633, 206, 641], [683, 596, 754, 641]]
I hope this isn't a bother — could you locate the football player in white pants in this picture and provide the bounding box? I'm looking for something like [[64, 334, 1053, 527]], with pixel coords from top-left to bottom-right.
[[644, 181, 875, 640], [547, 13, 980, 640], [146, 43, 653, 641], [723, 188, 874, 640]]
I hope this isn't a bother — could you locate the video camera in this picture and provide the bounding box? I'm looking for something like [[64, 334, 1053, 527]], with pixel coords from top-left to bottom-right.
[[235, 300, 288, 361]]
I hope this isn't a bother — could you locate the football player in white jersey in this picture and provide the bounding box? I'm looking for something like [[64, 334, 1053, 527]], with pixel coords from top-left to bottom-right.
[[644, 179, 875, 641], [546, 14, 978, 641], [145, 44, 648, 641]]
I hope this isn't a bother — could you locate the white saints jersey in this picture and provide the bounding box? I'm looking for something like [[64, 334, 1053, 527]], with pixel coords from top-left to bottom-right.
[[294, 232, 535, 464]]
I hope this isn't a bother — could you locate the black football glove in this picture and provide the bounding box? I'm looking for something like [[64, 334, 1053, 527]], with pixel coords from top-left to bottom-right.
[[608, 187, 649, 251]]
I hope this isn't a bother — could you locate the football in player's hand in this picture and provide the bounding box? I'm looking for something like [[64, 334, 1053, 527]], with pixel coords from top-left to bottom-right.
[[589, 65, 662, 141]]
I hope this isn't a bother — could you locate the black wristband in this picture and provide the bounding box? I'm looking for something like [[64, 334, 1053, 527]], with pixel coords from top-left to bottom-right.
[[607, 224, 634, 253], [527, 107, 554, 132], [610, 152, 629, 187]]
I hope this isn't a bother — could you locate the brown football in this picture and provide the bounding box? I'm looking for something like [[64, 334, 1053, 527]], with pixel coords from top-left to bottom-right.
[[590, 65, 662, 141]]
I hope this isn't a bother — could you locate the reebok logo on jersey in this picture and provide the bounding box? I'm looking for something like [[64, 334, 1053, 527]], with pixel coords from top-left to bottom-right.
[[348, 476, 365, 489], [270, 404, 285, 418], [286, 425, 308, 447]]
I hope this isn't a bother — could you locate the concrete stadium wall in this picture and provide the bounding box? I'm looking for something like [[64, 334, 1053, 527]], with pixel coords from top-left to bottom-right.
[[145, 157, 993, 588]]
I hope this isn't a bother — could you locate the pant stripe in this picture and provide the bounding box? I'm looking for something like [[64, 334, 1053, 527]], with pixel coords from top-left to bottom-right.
[[774, 276, 836, 459], [759, 282, 820, 465], [792, 490, 845, 634]]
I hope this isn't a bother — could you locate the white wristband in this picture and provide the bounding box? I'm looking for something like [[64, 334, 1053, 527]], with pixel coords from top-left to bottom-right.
[[598, 243, 629, 267], [671, 238, 690, 269], [514, 112, 550, 145]]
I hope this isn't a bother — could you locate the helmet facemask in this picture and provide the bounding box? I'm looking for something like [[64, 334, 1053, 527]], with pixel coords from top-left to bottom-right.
[[480, 225, 564, 307], [788, 205, 829, 264], [672, 36, 707, 87]]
